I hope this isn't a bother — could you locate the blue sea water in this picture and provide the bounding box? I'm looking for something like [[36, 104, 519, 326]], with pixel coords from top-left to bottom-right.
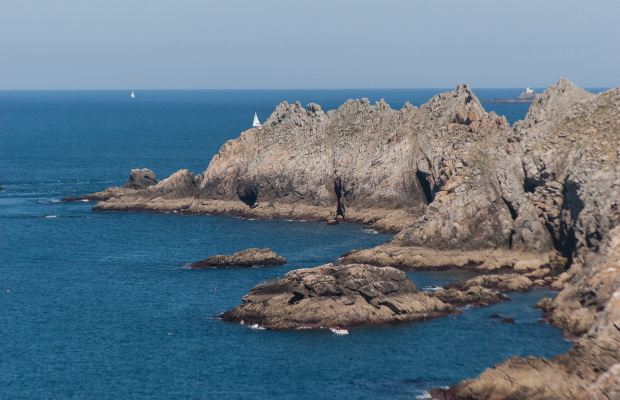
[[0, 89, 572, 399]]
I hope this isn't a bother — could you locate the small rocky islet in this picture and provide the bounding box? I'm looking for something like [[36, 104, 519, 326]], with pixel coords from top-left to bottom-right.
[[189, 248, 286, 269], [219, 263, 510, 329], [67, 79, 620, 399]]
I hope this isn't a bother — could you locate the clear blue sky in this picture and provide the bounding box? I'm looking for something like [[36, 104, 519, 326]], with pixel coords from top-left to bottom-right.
[[1, 0, 618, 89]]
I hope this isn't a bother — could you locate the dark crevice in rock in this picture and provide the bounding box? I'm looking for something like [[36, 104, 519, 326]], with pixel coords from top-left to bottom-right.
[[559, 180, 585, 262], [237, 179, 258, 208], [288, 292, 304, 305], [501, 196, 518, 221], [523, 173, 551, 193], [415, 170, 434, 204], [334, 176, 345, 218]]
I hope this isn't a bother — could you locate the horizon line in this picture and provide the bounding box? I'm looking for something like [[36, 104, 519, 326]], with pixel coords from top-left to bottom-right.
[[0, 86, 614, 91]]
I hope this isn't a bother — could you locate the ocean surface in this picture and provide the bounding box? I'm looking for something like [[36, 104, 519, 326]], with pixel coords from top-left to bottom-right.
[[1, 89, 572, 399]]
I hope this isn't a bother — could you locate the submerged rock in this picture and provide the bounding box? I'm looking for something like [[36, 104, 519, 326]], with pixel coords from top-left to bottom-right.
[[190, 248, 286, 269], [220, 263, 454, 329]]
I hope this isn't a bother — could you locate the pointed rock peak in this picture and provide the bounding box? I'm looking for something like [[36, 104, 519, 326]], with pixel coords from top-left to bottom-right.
[[516, 78, 594, 128], [424, 83, 486, 126], [375, 98, 392, 111], [455, 83, 471, 94], [265, 100, 327, 127], [306, 103, 324, 116], [545, 78, 588, 97]]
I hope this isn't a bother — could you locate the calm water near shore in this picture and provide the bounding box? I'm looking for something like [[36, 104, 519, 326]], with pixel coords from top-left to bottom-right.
[[1, 89, 571, 399]]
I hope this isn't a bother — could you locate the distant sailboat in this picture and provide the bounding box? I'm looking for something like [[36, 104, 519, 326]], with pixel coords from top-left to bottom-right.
[[131, 91, 135, 98], [253, 112, 261, 127]]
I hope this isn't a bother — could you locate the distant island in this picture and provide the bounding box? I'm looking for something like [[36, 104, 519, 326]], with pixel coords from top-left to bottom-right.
[[481, 86, 536, 103]]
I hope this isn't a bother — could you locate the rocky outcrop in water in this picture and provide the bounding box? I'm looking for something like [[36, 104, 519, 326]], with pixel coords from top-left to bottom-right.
[[189, 248, 286, 269], [220, 263, 454, 329], [430, 286, 509, 307], [444, 274, 534, 293]]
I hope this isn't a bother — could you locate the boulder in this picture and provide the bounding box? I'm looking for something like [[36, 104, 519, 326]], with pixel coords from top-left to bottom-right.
[[122, 168, 157, 190], [190, 248, 286, 269], [220, 263, 454, 329]]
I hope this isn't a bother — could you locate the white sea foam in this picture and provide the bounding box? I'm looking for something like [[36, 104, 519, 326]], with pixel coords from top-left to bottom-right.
[[414, 392, 432, 400], [249, 324, 266, 330], [44, 215, 58, 218], [423, 285, 442, 292]]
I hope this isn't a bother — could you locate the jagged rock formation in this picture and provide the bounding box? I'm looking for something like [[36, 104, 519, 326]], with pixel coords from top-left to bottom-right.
[[220, 264, 454, 329], [436, 83, 620, 399], [189, 248, 286, 269], [73, 79, 620, 399]]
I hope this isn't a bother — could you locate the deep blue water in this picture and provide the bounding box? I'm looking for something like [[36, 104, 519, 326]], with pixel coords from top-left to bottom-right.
[[1, 90, 572, 399]]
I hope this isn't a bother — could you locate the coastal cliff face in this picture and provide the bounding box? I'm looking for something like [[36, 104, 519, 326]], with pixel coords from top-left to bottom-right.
[[438, 84, 620, 399], [77, 79, 620, 399]]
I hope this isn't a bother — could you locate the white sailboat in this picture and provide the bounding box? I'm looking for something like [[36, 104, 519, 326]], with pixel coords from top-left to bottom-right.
[[253, 112, 261, 127], [131, 91, 135, 98]]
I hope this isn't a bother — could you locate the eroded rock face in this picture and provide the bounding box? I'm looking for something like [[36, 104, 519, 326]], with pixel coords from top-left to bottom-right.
[[220, 264, 454, 329], [189, 248, 286, 269], [440, 209, 620, 400], [576, 363, 620, 400]]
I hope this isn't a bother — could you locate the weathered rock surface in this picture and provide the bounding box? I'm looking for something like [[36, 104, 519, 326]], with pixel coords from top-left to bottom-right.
[[575, 363, 620, 400], [220, 264, 454, 329], [444, 273, 534, 292], [444, 198, 620, 399], [123, 168, 157, 190], [189, 248, 286, 269], [430, 286, 509, 307]]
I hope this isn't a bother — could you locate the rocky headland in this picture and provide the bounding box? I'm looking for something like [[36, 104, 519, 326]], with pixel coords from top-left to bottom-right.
[[189, 248, 286, 269], [70, 78, 620, 399]]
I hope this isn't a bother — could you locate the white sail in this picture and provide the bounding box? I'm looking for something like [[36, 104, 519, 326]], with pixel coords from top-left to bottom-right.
[[131, 91, 135, 98], [253, 112, 261, 127]]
